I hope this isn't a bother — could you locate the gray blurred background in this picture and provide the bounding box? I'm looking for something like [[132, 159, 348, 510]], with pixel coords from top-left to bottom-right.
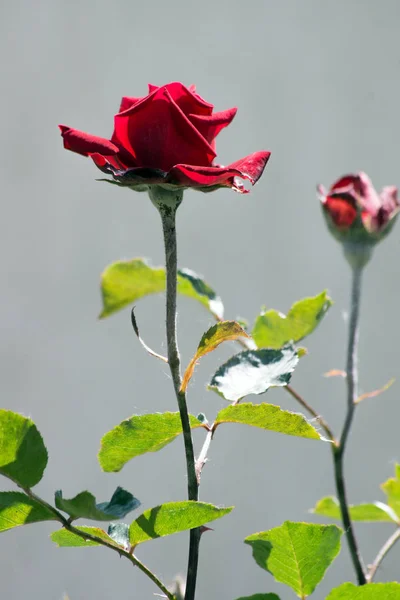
[[1, 1, 400, 598]]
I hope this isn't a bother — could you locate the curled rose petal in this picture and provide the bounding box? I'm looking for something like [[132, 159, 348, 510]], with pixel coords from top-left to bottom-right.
[[188, 108, 237, 146], [167, 151, 271, 191], [59, 126, 119, 157]]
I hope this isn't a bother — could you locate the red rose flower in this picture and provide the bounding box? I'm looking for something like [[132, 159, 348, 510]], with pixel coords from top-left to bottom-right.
[[318, 172, 399, 245], [59, 82, 270, 194]]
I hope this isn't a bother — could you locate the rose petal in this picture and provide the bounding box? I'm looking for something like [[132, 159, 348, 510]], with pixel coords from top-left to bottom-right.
[[147, 82, 213, 116], [331, 174, 359, 193], [380, 185, 399, 214], [225, 151, 272, 184], [118, 96, 142, 113], [166, 151, 271, 190], [188, 108, 237, 146], [356, 172, 381, 215], [148, 83, 159, 94], [114, 87, 216, 171], [330, 172, 382, 217], [59, 125, 119, 157], [324, 196, 357, 228], [90, 152, 129, 171]]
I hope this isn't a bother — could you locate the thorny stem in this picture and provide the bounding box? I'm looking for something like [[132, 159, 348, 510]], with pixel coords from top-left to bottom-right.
[[333, 265, 366, 585], [22, 487, 173, 599], [159, 204, 200, 600], [367, 527, 400, 582]]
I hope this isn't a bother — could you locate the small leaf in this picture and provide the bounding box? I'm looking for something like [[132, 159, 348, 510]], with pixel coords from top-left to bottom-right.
[[215, 403, 321, 440], [324, 370, 346, 378], [356, 378, 395, 404], [129, 501, 233, 546], [296, 347, 307, 358], [55, 487, 140, 521], [235, 595, 281, 600], [99, 412, 204, 473], [130, 307, 168, 362], [181, 321, 249, 392], [100, 259, 223, 319], [177, 268, 224, 320], [252, 291, 332, 349], [0, 409, 48, 487], [196, 413, 208, 425], [51, 526, 120, 548], [209, 346, 299, 402], [107, 522, 130, 549], [381, 464, 400, 518], [312, 496, 398, 523], [0, 491, 56, 532], [326, 582, 400, 599], [245, 521, 342, 597]]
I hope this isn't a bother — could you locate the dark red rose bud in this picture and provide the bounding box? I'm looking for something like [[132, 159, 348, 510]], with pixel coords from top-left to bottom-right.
[[318, 172, 399, 267], [59, 82, 270, 199]]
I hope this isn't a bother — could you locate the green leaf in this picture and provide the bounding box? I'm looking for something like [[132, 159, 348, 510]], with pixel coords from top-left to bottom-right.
[[312, 496, 398, 523], [177, 268, 224, 320], [51, 526, 120, 548], [215, 403, 321, 440], [181, 321, 249, 392], [107, 522, 130, 549], [245, 521, 342, 598], [235, 595, 281, 600], [326, 582, 400, 599], [381, 464, 400, 518], [99, 412, 204, 473], [0, 409, 48, 487], [55, 487, 140, 521], [0, 491, 56, 532], [209, 346, 299, 402], [252, 291, 332, 349], [100, 259, 224, 319], [129, 501, 233, 546]]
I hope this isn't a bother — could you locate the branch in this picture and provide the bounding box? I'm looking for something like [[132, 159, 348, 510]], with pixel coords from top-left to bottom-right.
[[367, 527, 400, 582], [333, 265, 366, 585], [22, 487, 174, 599]]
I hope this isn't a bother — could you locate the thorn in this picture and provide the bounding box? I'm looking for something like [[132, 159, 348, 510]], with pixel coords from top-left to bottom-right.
[[199, 525, 214, 535]]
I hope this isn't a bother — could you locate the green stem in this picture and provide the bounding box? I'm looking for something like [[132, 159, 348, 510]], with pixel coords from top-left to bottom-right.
[[158, 204, 200, 600], [22, 487, 173, 599], [195, 426, 215, 481], [333, 265, 366, 585], [367, 527, 400, 582]]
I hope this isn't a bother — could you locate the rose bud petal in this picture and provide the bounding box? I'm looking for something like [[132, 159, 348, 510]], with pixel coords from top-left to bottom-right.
[[318, 172, 399, 267]]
